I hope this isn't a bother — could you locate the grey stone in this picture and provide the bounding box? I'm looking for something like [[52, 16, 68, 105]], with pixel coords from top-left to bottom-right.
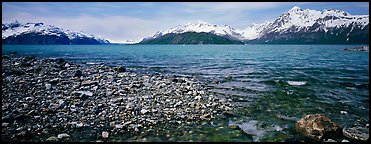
[[81, 80, 98, 86], [343, 127, 369, 141], [45, 83, 52, 90], [2, 123, 10, 127], [46, 136, 59, 141], [73, 70, 83, 77], [57, 133, 70, 139], [102, 131, 109, 138]]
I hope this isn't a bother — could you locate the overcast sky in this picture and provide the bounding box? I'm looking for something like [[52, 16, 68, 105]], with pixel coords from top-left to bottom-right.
[[2, 2, 369, 43]]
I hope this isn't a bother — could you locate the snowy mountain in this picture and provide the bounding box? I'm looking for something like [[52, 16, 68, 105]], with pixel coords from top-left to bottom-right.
[[2, 21, 110, 45], [140, 6, 369, 44], [241, 6, 369, 44], [142, 20, 245, 42]]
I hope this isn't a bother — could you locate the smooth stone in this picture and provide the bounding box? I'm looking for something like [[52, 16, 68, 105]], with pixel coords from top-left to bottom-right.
[[25, 97, 34, 101], [102, 131, 109, 138], [76, 123, 84, 128], [81, 80, 98, 86], [324, 139, 336, 142], [46, 136, 59, 141], [76, 91, 93, 97], [57, 133, 70, 139], [341, 139, 350, 142], [2, 123, 10, 127], [45, 83, 52, 90], [140, 109, 148, 114], [194, 96, 202, 100], [64, 63, 70, 67], [115, 124, 124, 129]]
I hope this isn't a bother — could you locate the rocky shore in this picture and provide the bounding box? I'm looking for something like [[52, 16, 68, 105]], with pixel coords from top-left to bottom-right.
[[2, 55, 234, 142], [343, 45, 369, 52]]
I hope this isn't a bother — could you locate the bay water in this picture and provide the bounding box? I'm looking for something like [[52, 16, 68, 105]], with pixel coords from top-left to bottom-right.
[[2, 44, 369, 141]]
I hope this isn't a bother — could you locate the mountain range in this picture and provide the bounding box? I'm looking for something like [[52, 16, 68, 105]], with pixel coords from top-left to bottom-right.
[[2, 6, 369, 45], [2, 21, 110, 45], [140, 6, 369, 44]]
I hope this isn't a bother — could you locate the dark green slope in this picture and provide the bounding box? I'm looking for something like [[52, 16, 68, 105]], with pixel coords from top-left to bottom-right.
[[139, 32, 244, 45]]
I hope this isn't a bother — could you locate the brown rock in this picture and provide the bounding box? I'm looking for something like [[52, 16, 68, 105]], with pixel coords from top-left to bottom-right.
[[295, 114, 341, 141]]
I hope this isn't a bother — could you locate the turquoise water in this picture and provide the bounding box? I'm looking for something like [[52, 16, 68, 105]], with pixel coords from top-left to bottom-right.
[[2, 45, 369, 142]]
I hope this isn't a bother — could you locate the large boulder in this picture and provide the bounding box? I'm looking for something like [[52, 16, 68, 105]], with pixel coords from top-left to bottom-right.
[[295, 114, 342, 141]]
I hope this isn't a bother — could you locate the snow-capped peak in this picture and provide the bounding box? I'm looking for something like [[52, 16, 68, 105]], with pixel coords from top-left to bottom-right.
[[239, 6, 369, 40], [143, 20, 244, 41], [289, 6, 302, 12], [2, 21, 110, 43]]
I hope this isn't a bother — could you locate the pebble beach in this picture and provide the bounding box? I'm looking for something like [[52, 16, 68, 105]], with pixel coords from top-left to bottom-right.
[[2, 55, 234, 142]]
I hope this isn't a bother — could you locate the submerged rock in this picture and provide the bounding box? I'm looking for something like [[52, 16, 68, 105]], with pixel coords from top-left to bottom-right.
[[295, 114, 342, 141], [46, 136, 59, 141], [342, 127, 369, 141]]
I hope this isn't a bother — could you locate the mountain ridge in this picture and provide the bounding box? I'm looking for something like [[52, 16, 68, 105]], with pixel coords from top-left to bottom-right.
[[140, 6, 369, 44], [2, 21, 110, 45]]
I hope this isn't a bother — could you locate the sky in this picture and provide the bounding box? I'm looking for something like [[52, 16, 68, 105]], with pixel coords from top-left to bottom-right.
[[2, 2, 369, 43]]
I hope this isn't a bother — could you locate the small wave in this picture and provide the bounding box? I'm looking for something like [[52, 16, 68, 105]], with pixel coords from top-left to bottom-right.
[[287, 81, 306, 86]]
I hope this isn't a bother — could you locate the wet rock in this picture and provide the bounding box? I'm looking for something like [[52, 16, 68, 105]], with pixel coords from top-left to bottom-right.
[[64, 63, 70, 67], [73, 70, 83, 77], [45, 83, 52, 90], [344, 46, 369, 52], [228, 121, 238, 129], [46, 136, 59, 141], [55, 58, 66, 65], [20, 62, 32, 67], [194, 96, 202, 100], [114, 66, 126, 73], [342, 127, 369, 141], [76, 123, 84, 128], [324, 139, 336, 142], [102, 131, 109, 138], [140, 109, 149, 115], [341, 139, 350, 142], [295, 114, 342, 141], [50, 78, 60, 85], [115, 124, 124, 129], [239, 120, 266, 142], [15, 131, 27, 137], [75, 91, 93, 98], [81, 80, 98, 86], [2, 123, 10, 127], [57, 133, 70, 139], [48, 103, 60, 111]]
